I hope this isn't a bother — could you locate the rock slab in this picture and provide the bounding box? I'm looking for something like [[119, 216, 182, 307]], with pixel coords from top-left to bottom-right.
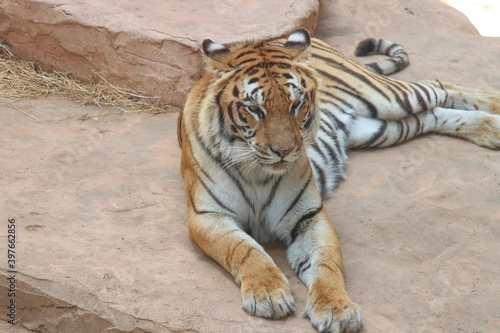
[[1, 0, 500, 333], [0, 0, 319, 107]]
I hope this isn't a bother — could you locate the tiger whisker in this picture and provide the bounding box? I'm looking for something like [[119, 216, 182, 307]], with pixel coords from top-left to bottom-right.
[[239, 158, 261, 176], [211, 150, 256, 176]]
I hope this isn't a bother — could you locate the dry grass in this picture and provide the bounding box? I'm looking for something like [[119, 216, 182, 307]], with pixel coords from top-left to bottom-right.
[[0, 41, 174, 115]]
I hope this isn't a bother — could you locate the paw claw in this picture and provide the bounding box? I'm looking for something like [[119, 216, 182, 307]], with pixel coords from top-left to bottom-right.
[[304, 293, 362, 333], [240, 270, 295, 319]]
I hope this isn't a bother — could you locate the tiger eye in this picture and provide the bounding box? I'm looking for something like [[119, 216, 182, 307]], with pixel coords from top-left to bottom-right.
[[247, 105, 260, 112], [291, 100, 302, 114]]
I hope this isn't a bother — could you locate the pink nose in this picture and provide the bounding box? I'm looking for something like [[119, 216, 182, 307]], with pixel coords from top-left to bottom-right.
[[270, 146, 294, 158]]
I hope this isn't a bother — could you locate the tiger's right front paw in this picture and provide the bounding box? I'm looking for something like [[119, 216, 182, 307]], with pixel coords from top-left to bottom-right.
[[240, 267, 295, 319]]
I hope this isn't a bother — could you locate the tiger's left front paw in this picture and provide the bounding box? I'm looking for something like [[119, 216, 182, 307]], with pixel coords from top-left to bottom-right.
[[304, 290, 362, 333]]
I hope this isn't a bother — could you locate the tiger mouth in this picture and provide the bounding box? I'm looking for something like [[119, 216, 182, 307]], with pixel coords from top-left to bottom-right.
[[272, 161, 286, 167], [253, 152, 300, 173], [268, 160, 292, 173]]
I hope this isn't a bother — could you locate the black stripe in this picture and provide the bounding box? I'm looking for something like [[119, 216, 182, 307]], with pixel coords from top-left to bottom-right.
[[312, 53, 391, 101], [234, 57, 258, 68], [432, 83, 444, 106], [189, 193, 221, 216], [320, 89, 355, 110], [191, 147, 214, 182], [402, 89, 414, 114], [250, 86, 262, 96], [320, 106, 349, 135], [310, 142, 327, 161], [310, 159, 326, 199], [401, 118, 411, 142], [243, 64, 261, 75], [198, 175, 237, 215], [298, 263, 311, 276], [194, 127, 224, 164], [414, 87, 428, 112], [415, 82, 432, 103], [366, 63, 383, 74], [330, 128, 345, 155], [389, 58, 403, 70], [362, 120, 388, 148], [234, 50, 257, 60], [318, 136, 340, 164], [217, 91, 240, 143], [194, 129, 255, 215], [215, 89, 225, 128], [261, 177, 283, 212], [232, 86, 239, 97], [413, 114, 422, 136], [280, 174, 312, 223], [267, 61, 291, 69], [248, 77, 259, 85], [269, 55, 294, 62], [320, 120, 335, 134], [290, 205, 323, 243], [386, 43, 399, 55], [228, 168, 256, 215], [295, 258, 312, 276], [317, 69, 379, 117], [396, 120, 406, 143], [301, 78, 308, 88], [377, 134, 389, 147], [265, 48, 293, 57], [237, 108, 248, 123], [384, 82, 410, 114], [311, 40, 336, 54], [302, 107, 316, 131]]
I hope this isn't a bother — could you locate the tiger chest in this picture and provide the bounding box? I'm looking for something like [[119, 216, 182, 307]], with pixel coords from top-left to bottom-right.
[[213, 169, 314, 242]]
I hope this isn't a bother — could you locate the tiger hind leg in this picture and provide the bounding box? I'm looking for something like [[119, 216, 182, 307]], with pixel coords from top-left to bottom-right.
[[436, 81, 500, 114], [432, 107, 500, 148], [348, 108, 500, 149]]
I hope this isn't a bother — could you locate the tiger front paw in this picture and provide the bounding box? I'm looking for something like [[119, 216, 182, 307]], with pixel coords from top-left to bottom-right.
[[304, 289, 362, 333], [240, 267, 295, 319]]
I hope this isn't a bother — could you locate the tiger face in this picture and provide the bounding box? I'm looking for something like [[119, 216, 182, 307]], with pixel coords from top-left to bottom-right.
[[202, 30, 320, 175]]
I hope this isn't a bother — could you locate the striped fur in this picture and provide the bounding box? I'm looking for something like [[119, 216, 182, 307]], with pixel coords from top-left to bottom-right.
[[178, 29, 500, 333], [354, 38, 409, 75], [304, 37, 500, 198]]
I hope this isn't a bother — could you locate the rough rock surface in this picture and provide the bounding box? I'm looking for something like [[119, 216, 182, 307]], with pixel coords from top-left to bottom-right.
[[0, 0, 318, 108], [1, 0, 500, 333]]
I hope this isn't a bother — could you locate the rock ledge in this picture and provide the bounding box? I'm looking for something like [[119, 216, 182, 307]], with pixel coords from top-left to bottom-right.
[[0, 0, 319, 107]]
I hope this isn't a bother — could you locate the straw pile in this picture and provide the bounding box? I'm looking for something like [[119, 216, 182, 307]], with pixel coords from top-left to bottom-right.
[[0, 41, 174, 115]]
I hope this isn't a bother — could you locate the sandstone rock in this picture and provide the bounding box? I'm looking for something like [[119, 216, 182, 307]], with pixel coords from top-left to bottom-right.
[[1, 1, 500, 333], [0, 0, 319, 107]]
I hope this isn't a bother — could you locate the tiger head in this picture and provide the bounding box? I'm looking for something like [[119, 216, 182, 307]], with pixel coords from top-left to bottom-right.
[[201, 29, 320, 175]]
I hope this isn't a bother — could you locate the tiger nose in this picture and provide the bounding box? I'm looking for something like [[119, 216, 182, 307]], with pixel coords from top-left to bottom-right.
[[270, 146, 294, 158]]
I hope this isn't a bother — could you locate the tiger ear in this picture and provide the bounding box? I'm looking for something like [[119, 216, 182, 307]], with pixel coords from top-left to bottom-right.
[[202, 39, 231, 59], [202, 39, 232, 72], [283, 29, 311, 60]]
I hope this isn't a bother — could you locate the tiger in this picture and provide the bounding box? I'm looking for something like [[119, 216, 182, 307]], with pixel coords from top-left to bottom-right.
[[177, 29, 500, 333]]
